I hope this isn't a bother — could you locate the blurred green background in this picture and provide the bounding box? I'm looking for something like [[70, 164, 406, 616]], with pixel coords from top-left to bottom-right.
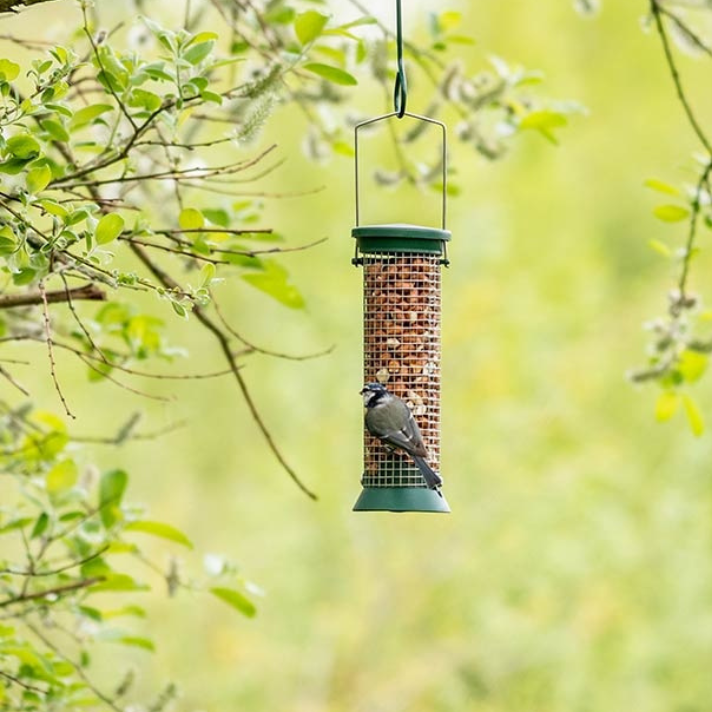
[[5, 0, 712, 710]]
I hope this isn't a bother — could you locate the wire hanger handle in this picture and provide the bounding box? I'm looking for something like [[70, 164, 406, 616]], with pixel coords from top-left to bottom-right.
[[393, 0, 407, 117], [354, 112, 448, 230]]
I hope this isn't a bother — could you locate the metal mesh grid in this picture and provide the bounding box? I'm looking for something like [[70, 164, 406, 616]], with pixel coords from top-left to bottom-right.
[[361, 252, 441, 488]]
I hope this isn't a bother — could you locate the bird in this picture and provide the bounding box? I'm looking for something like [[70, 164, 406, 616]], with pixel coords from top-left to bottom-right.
[[361, 382, 443, 493]]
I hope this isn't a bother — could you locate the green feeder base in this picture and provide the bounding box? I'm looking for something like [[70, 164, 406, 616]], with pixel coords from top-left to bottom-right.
[[353, 487, 450, 513]]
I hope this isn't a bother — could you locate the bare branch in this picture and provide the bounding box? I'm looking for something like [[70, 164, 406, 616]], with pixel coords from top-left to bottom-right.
[[0, 284, 106, 310], [0, 576, 104, 608], [211, 291, 335, 362], [1, 546, 109, 578], [650, 0, 712, 154], [129, 242, 318, 500], [0, 671, 46, 694], [39, 281, 75, 420], [25, 620, 124, 712], [0, 365, 29, 396]]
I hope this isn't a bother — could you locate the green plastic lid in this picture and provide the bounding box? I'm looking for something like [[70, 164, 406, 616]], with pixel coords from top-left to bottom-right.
[[352, 223, 451, 255]]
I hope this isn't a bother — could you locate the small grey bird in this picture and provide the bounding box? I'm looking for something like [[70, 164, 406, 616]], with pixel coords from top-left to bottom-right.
[[361, 383, 443, 493]]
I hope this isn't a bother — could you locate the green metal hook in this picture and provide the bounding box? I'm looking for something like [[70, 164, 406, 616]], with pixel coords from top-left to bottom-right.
[[393, 0, 407, 117]]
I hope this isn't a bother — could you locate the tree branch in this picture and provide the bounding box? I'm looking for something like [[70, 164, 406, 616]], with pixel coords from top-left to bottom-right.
[[0, 284, 106, 310], [0, 576, 104, 608], [650, 0, 712, 155], [0, 0, 60, 13], [128, 242, 318, 500]]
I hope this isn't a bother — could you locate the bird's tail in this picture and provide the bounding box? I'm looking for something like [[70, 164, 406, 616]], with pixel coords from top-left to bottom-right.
[[413, 456, 443, 494]]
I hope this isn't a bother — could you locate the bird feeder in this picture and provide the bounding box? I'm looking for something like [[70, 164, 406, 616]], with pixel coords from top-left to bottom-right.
[[352, 111, 451, 514]]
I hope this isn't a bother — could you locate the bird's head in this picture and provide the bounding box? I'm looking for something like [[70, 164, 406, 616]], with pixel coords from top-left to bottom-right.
[[360, 382, 388, 407]]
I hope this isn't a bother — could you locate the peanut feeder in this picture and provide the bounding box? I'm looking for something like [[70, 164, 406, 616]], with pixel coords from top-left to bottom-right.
[[352, 112, 451, 514]]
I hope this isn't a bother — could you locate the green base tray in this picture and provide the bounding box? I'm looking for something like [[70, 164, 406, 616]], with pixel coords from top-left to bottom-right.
[[353, 487, 450, 513]]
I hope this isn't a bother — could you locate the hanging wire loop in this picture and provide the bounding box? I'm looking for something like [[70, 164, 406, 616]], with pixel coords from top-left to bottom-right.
[[393, 0, 407, 117], [354, 112, 448, 229]]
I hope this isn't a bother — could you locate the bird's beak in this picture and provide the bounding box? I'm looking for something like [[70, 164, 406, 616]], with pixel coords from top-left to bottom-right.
[[359, 388, 366, 395]]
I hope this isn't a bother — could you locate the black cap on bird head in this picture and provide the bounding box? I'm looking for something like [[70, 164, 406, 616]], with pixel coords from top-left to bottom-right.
[[360, 382, 388, 406], [360, 382, 387, 395]]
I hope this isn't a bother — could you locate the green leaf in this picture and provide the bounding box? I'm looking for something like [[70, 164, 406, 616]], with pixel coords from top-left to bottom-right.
[[295, 10, 329, 45], [439, 10, 462, 31], [172, 301, 188, 318], [0, 59, 20, 81], [13, 268, 37, 286], [127, 88, 162, 112], [183, 41, 214, 65], [99, 469, 128, 528], [91, 573, 149, 593], [210, 587, 256, 618], [70, 104, 114, 129], [81, 557, 112, 578], [200, 262, 216, 287], [644, 178, 681, 197], [201, 90, 223, 105], [95, 213, 125, 245], [339, 17, 378, 30], [303, 62, 357, 86], [648, 239, 671, 257], [30, 512, 49, 539], [0, 235, 15, 256], [179, 207, 204, 230], [7, 134, 41, 159], [124, 520, 193, 549], [0, 157, 32, 175], [682, 394, 705, 436], [115, 636, 155, 652], [265, 6, 295, 23], [519, 110, 567, 144], [202, 208, 229, 227], [0, 517, 32, 534], [446, 34, 476, 45], [188, 31, 219, 45], [40, 118, 70, 142], [46, 459, 78, 494], [102, 605, 147, 619], [26, 165, 52, 194], [655, 390, 679, 422], [38, 199, 68, 217], [653, 204, 690, 223], [242, 259, 305, 309], [679, 350, 708, 383]]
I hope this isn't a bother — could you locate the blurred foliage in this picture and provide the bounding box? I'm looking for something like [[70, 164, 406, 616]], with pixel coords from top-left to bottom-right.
[[0, 403, 256, 709], [628, 0, 712, 435], [0, 0, 570, 707], [0, 0, 712, 711]]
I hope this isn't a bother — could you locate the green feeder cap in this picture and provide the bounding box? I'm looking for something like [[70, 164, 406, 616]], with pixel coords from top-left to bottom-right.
[[353, 223, 451, 255], [353, 487, 451, 513]]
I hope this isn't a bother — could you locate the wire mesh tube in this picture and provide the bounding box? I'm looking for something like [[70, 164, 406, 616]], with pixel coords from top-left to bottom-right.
[[362, 252, 441, 487]]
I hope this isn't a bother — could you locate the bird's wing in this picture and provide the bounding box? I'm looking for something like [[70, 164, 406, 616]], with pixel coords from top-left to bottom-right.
[[368, 401, 428, 457]]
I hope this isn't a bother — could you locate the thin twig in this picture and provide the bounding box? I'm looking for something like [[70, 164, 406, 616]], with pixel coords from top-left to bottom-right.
[[659, 5, 712, 58], [212, 291, 334, 362], [25, 620, 124, 712], [0, 670, 46, 694], [72, 419, 187, 445], [129, 242, 318, 500], [39, 281, 75, 419], [1, 546, 109, 578], [651, 0, 712, 154], [677, 160, 712, 298], [0, 576, 104, 608], [0, 365, 29, 396]]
